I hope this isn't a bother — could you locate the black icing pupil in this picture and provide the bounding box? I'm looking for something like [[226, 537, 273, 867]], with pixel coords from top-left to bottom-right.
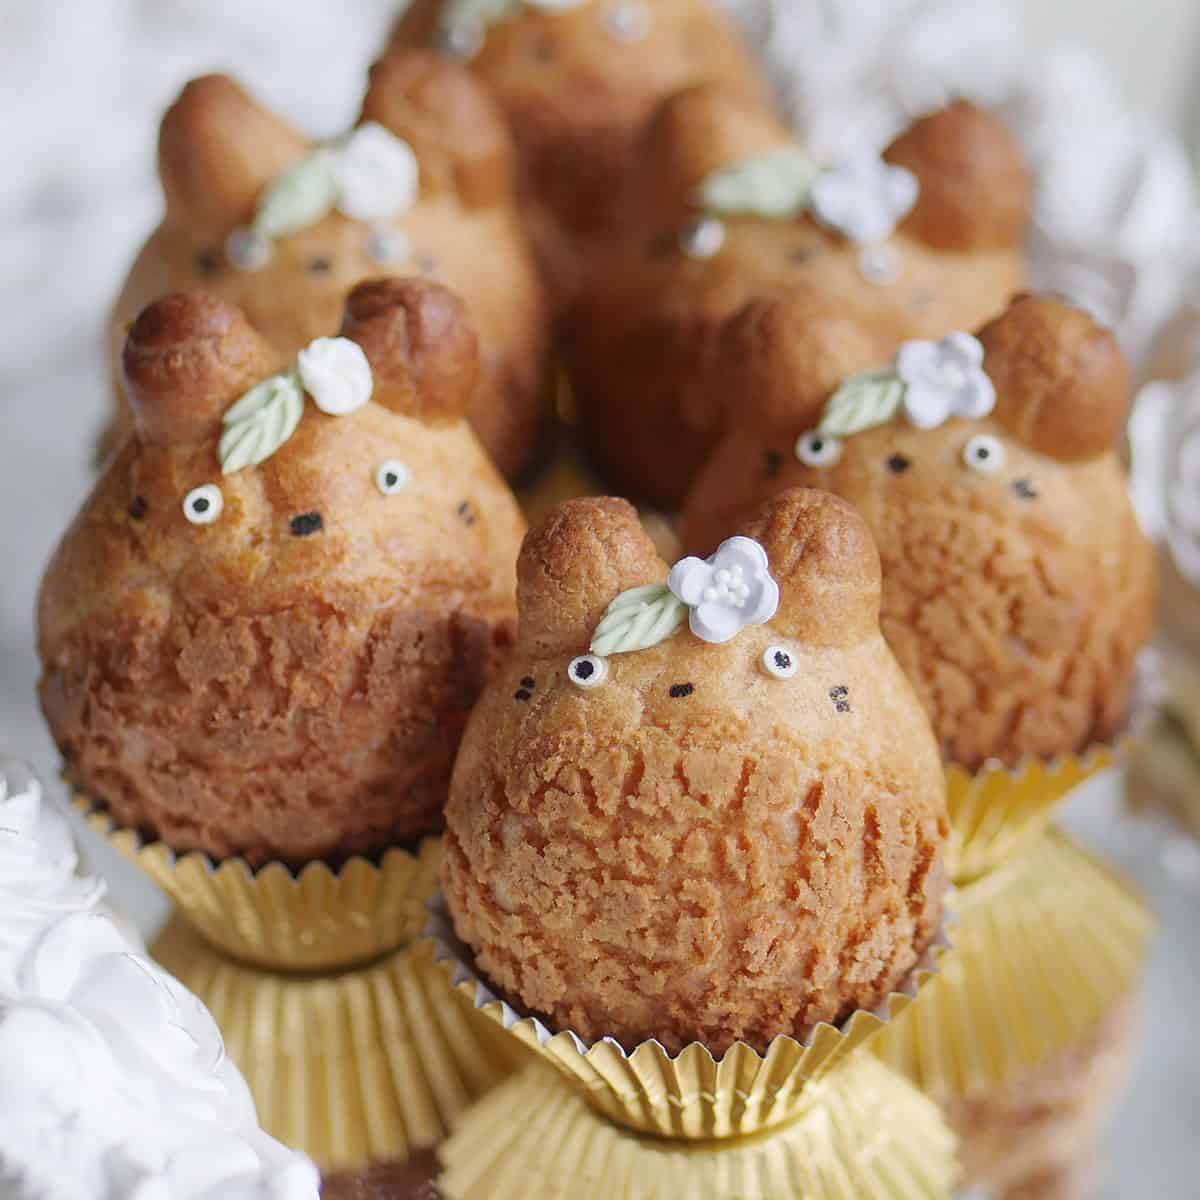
[[773, 650, 791, 670], [975, 446, 990, 459], [290, 512, 324, 537], [192, 497, 210, 514], [574, 660, 595, 680], [385, 472, 399, 487], [810, 439, 824, 453]]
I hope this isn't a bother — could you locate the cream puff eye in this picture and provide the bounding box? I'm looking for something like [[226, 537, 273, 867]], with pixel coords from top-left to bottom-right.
[[761, 645, 798, 680], [567, 655, 608, 689], [795, 431, 843, 468], [182, 484, 223, 525], [376, 460, 410, 496], [963, 434, 1005, 475]]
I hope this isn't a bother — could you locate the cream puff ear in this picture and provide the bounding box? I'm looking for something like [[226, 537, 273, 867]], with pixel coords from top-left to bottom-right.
[[517, 498, 666, 659], [122, 293, 276, 447], [739, 489, 882, 649], [360, 51, 515, 209], [884, 102, 1029, 252], [980, 294, 1130, 462], [627, 84, 793, 229], [708, 293, 883, 436], [158, 74, 312, 232], [339, 278, 478, 426]]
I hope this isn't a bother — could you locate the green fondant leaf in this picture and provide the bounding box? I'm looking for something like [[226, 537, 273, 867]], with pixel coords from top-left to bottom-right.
[[590, 584, 687, 657], [254, 150, 339, 239], [696, 146, 820, 220], [219, 372, 305, 474], [817, 369, 906, 437], [441, 0, 522, 33]]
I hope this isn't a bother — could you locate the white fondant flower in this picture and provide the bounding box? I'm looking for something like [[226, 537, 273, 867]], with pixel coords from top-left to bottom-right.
[[333, 123, 419, 224], [297, 337, 373, 416], [810, 154, 918, 244], [895, 332, 996, 429], [667, 536, 779, 644]]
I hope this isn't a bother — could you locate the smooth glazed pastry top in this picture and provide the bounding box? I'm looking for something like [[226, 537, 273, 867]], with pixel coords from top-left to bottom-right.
[[111, 52, 550, 478], [389, 0, 769, 300], [41, 281, 525, 866], [682, 295, 1155, 768], [444, 488, 948, 1054], [568, 91, 1030, 508]]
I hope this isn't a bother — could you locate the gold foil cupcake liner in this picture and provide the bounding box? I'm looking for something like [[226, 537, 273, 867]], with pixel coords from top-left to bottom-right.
[[438, 1053, 958, 1200], [153, 915, 529, 1170], [425, 896, 948, 1139], [71, 785, 441, 971], [873, 829, 1152, 1098], [946, 741, 1130, 883]]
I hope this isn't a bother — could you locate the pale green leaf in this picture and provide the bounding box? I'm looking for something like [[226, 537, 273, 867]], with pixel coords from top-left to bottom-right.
[[254, 150, 339, 239], [817, 370, 906, 438], [219, 373, 305, 474], [590, 584, 687, 657], [441, 0, 522, 34], [696, 146, 820, 220]]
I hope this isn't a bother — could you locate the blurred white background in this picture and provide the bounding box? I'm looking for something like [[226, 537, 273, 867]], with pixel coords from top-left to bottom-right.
[[2, 1, 1199, 1196]]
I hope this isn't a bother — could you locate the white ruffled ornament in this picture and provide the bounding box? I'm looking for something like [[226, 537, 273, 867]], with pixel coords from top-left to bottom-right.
[[668, 537, 780, 645], [895, 332, 995, 428]]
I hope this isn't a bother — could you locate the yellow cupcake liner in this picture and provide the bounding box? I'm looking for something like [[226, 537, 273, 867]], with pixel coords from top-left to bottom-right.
[[71, 785, 441, 971], [425, 897, 948, 1139], [153, 915, 529, 1171], [438, 1052, 958, 1200], [873, 829, 1152, 1098], [946, 741, 1130, 884]]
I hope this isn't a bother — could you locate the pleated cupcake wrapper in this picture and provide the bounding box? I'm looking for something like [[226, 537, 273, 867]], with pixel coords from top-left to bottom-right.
[[438, 1052, 959, 1200], [945, 739, 1132, 884], [424, 896, 949, 1140], [153, 915, 530, 1171], [872, 829, 1152, 1098], [71, 785, 441, 971]]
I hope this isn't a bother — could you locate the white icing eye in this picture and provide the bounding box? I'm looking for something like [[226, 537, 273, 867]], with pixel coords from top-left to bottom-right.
[[225, 227, 271, 272], [182, 484, 223, 525], [567, 655, 608, 689], [962, 434, 1005, 475], [761, 645, 798, 680], [679, 217, 726, 260], [795, 431, 843, 468], [858, 244, 901, 285], [435, 21, 484, 60], [366, 226, 410, 266], [376, 460, 411, 496], [602, 1, 651, 42]]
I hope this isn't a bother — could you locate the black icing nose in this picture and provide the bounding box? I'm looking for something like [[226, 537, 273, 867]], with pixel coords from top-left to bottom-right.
[[290, 512, 324, 537], [669, 683, 695, 699]]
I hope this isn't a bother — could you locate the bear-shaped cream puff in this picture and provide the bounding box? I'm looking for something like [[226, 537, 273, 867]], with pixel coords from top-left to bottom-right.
[[568, 89, 1030, 509], [42, 280, 526, 867], [443, 488, 947, 1053], [111, 52, 550, 479], [388, 0, 770, 303], [682, 295, 1155, 769]]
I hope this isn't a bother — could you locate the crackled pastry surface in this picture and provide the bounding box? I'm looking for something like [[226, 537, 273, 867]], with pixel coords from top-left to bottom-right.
[[444, 489, 947, 1054], [683, 296, 1155, 768], [41, 281, 525, 866], [111, 53, 550, 478]]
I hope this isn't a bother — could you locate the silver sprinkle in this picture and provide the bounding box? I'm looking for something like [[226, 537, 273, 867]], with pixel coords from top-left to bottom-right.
[[436, 21, 484, 60], [225, 227, 271, 272], [858, 244, 901, 285], [602, 1, 651, 42], [679, 216, 726, 260], [366, 226, 411, 266]]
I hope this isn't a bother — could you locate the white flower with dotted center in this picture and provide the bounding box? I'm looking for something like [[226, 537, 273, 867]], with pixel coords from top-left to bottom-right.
[[896, 332, 996, 430], [297, 337, 373, 416], [667, 537, 780, 644]]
